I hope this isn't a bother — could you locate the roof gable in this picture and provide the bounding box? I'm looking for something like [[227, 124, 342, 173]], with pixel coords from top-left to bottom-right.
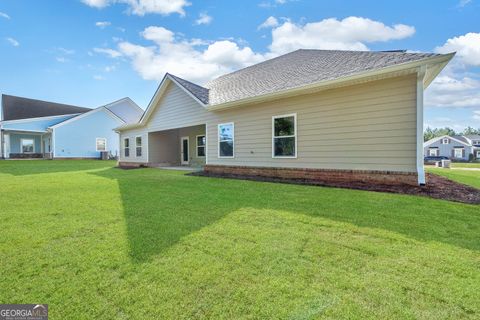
[[1, 94, 90, 121], [103, 97, 143, 124]]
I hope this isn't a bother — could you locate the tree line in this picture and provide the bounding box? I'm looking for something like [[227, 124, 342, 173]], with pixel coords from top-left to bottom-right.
[[424, 126, 480, 142]]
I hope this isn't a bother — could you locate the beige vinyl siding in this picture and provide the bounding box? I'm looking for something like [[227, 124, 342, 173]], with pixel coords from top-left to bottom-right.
[[119, 129, 148, 163], [120, 74, 417, 172], [206, 74, 417, 172]]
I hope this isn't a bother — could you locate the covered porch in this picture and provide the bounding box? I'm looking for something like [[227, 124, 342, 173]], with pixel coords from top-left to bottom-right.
[[1, 130, 52, 159], [148, 124, 206, 168]]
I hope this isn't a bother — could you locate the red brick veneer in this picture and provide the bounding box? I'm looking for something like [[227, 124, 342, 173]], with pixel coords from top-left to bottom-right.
[[203, 165, 419, 186]]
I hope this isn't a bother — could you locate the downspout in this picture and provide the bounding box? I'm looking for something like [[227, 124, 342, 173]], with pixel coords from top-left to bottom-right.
[[416, 65, 427, 185]]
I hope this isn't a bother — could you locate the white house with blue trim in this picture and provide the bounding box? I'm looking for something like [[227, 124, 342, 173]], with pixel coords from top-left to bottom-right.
[[1, 95, 143, 159]]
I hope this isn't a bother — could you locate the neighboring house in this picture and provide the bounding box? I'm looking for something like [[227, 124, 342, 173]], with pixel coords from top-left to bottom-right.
[[116, 49, 454, 186], [1, 95, 143, 159], [424, 135, 480, 161]]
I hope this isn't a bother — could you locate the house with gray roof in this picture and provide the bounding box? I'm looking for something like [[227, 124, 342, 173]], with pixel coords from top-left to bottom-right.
[[424, 135, 480, 161], [115, 49, 455, 186], [1, 95, 142, 159]]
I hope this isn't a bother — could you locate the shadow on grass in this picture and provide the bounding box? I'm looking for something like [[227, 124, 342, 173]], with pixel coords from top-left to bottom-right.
[[0, 160, 116, 176], [92, 167, 480, 263]]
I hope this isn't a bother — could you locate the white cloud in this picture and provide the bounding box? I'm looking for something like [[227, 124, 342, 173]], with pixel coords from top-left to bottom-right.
[[56, 57, 67, 63], [258, 16, 278, 29], [82, 0, 190, 16], [102, 16, 416, 84], [6, 37, 19, 47], [458, 0, 472, 7], [259, 0, 293, 8], [94, 47, 122, 58], [195, 12, 212, 25], [269, 17, 415, 54], [96, 21, 111, 28], [93, 75, 106, 80], [82, 0, 110, 8], [435, 33, 480, 67], [57, 47, 75, 55], [116, 26, 266, 84], [0, 11, 10, 19], [104, 65, 116, 72], [426, 75, 480, 108], [473, 110, 480, 120]]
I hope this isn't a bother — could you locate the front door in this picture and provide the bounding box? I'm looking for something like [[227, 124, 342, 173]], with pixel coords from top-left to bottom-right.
[[181, 137, 189, 165]]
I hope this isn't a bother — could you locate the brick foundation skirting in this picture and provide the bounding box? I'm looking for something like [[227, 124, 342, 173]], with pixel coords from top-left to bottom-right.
[[203, 165, 419, 186]]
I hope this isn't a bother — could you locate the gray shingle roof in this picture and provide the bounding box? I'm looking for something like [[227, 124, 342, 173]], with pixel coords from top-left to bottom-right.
[[167, 49, 441, 107], [464, 134, 480, 141], [1, 94, 90, 121], [452, 136, 470, 144], [168, 73, 209, 104], [204, 49, 439, 105], [104, 98, 143, 124]]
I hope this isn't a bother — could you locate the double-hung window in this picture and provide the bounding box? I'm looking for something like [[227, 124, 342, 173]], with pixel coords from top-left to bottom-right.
[[96, 138, 106, 152], [454, 148, 463, 158], [135, 136, 142, 157], [428, 148, 437, 156], [272, 114, 297, 158], [124, 138, 130, 157], [218, 123, 234, 158], [442, 138, 449, 144], [197, 135, 206, 157]]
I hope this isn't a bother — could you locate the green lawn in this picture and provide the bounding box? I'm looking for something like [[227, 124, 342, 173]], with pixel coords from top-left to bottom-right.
[[427, 167, 480, 189], [0, 160, 479, 319], [452, 162, 480, 168]]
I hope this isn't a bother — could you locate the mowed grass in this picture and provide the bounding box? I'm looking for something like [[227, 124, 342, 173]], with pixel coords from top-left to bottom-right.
[[452, 162, 480, 169], [0, 160, 479, 319], [428, 167, 480, 189]]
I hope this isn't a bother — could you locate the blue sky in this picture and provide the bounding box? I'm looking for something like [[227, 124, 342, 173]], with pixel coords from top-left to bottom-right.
[[1, 0, 479, 131]]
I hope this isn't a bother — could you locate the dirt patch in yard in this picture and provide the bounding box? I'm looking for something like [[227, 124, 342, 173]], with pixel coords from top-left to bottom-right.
[[190, 172, 480, 205]]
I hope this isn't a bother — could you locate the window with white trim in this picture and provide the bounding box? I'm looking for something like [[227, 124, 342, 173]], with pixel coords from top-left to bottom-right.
[[196, 135, 206, 157], [21, 139, 34, 153], [442, 138, 449, 144], [454, 148, 463, 158], [273, 114, 297, 158], [135, 136, 142, 157], [428, 148, 438, 156], [96, 138, 106, 151], [218, 123, 234, 158], [473, 140, 480, 145], [124, 138, 130, 157]]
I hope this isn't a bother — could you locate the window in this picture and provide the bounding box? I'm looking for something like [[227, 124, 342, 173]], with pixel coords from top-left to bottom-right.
[[135, 136, 142, 157], [454, 148, 463, 158], [442, 138, 449, 144], [273, 114, 297, 158], [218, 123, 234, 158], [96, 138, 106, 151], [124, 138, 130, 157], [477, 150, 480, 158], [428, 148, 438, 156], [473, 140, 480, 145], [21, 139, 34, 153], [196, 135, 206, 157]]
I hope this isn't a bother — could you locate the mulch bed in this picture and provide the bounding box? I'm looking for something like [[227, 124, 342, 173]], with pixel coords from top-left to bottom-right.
[[190, 172, 480, 205]]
